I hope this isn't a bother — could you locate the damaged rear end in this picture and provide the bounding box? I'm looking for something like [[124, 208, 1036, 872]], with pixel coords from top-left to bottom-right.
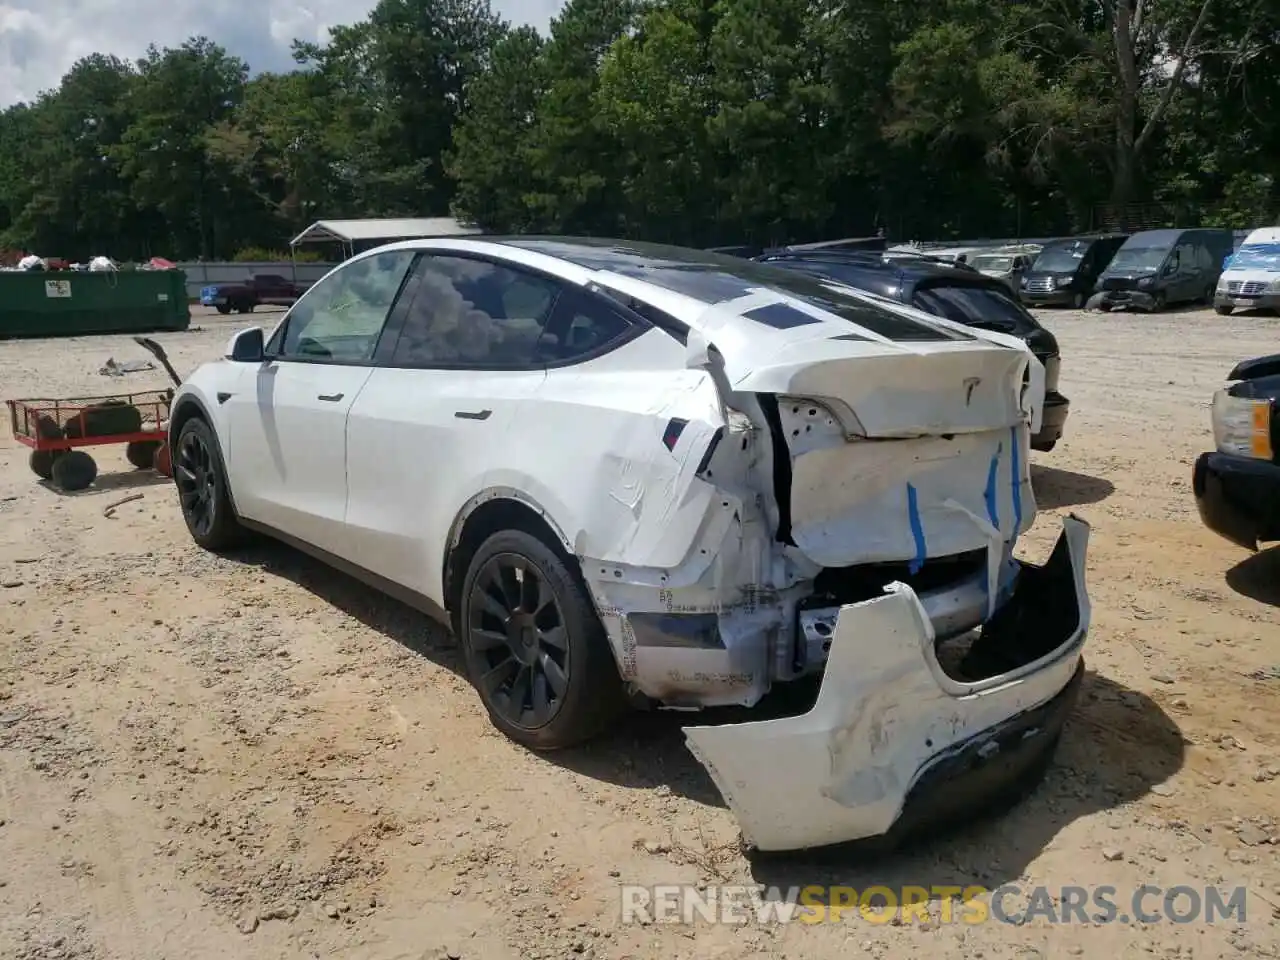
[[657, 292, 1089, 851]]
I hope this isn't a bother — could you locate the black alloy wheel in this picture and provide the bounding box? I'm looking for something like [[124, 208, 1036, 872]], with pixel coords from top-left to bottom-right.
[[458, 529, 625, 750], [468, 552, 571, 730], [174, 418, 243, 551]]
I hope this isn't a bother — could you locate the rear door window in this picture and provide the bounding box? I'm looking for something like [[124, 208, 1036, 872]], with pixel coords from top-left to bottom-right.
[[389, 255, 563, 368], [911, 283, 1039, 336]]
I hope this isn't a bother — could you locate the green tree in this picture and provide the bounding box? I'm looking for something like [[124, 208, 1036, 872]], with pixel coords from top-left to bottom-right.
[[298, 0, 506, 217], [521, 0, 643, 233], [447, 25, 548, 230], [113, 37, 250, 258]]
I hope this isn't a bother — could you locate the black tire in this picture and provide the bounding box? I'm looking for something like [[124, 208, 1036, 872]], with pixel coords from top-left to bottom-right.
[[1152, 291, 1167, 310], [236, 302, 255, 314], [126, 440, 160, 469], [458, 529, 625, 750], [1203, 284, 1215, 304], [174, 417, 245, 552], [29, 449, 64, 480], [215, 304, 231, 315], [51, 450, 97, 491], [1215, 305, 1234, 316], [1072, 291, 1085, 309]]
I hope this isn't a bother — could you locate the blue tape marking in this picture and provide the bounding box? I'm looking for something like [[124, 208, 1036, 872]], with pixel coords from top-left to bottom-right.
[[984, 442, 1002, 530], [1010, 426, 1023, 531], [907, 483, 926, 575]]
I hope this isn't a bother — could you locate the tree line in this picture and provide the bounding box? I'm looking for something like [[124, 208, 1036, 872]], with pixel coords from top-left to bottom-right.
[[0, 0, 1275, 262]]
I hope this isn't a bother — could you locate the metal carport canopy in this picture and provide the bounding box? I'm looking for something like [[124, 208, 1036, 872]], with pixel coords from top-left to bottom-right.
[[289, 217, 482, 246]]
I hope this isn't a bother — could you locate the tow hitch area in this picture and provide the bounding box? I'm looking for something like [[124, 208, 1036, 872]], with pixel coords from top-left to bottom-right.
[[683, 514, 1090, 852]]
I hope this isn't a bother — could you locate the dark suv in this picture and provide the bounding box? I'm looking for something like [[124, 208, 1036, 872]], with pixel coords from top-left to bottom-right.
[[755, 250, 1070, 452]]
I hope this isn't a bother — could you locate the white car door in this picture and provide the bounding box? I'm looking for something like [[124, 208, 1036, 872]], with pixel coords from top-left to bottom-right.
[[342, 254, 568, 600], [343, 256, 645, 608], [223, 249, 418, 555]]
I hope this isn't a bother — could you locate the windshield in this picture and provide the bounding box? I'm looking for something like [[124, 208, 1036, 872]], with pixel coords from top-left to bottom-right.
[[1227, 242, 1280, 272], [1108, 245, 1168, 272], [972, 256, 1014, 272], [1033, 242, 1089, 273], [911, 283, 1039, 336]]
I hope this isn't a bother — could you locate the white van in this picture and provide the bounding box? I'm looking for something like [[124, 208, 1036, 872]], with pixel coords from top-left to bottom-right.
[[1215, 226, 1280, 315]]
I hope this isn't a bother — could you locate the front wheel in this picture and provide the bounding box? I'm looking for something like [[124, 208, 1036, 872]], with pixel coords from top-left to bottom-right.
[[215, 304, 231, 315], [1215, 304, 1234, 316], [458, 530, 625, 750], [174, 418, 245, 552], [1152, 291, 1167, 310], [1072, 291, 1086, 309], [51, 450, 97, 491]]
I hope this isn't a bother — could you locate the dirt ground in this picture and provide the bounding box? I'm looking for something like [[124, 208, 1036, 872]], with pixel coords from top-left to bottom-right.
[[1, 304, 1279, 960]]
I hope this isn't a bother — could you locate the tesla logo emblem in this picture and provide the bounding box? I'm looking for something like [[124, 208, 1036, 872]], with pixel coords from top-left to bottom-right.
[[964, 378, 981, 405]]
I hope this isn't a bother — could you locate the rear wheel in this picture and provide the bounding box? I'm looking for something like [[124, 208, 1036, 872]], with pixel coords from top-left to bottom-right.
[[126, 440, 160, 469], [51, 451, 97, 491], [174, 417, 245, 552], [215, 304, 231, 315], [458, 530, 624, 750]]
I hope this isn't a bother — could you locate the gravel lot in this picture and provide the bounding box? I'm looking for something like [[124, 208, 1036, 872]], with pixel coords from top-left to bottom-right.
[[1, 304, 1278, 959]]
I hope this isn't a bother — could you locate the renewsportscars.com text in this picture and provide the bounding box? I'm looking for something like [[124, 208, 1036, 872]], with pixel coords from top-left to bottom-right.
[[620, 884, 1250, 926]]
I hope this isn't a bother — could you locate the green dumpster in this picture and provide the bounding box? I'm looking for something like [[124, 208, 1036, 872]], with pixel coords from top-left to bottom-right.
[[0, 270, 191, 339]]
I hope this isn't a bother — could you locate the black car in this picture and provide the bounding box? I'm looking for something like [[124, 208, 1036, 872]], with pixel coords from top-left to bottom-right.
[[1194, 353, 1280, 550], [1090, 228, 1235, 312], [1019, 234, 1129, 308], [754, 250, 1070, 452]]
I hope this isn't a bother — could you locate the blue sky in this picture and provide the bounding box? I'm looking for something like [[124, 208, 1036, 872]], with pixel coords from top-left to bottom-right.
[[0, 0, 565, 107]]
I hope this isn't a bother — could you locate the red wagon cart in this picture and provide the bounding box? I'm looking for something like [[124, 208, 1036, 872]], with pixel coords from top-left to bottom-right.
[[6, 337, 183, 492], [7, 390, 174, 491]]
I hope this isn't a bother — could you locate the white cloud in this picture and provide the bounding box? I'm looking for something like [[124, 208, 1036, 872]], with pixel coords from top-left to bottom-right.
[[0, 0, 565, 106]]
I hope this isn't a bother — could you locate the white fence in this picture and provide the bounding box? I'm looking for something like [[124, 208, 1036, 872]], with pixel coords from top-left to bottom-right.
[[173, 261, 340, 300]]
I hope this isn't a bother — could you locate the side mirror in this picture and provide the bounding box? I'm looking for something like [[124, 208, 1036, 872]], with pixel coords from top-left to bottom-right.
[[1163, 260, 1178, 276], [226, 326, 265, 362]]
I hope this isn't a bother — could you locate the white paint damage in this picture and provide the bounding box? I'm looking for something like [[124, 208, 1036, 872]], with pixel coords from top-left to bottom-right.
[[573, 275, 1051, 712], [683, 515, 1091, 851]]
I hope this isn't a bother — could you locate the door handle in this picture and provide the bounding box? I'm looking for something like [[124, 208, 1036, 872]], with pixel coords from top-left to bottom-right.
[[317, 393, 344, 402], [454, 409, 492, 421]]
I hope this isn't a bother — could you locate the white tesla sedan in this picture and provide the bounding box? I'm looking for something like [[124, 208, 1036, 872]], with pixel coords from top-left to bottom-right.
[[168, 237, 1092, 851]]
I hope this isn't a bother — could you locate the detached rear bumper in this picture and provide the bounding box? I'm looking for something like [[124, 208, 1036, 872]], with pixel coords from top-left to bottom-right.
[[683, 515, 1090, 852], [1193, 451, 1280, 550]]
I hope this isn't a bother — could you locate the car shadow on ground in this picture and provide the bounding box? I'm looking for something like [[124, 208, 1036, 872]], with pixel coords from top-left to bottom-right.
[[41, 468, 172, 497], [555, 671, 1183, 901], [227, 539, 461, 667], [1030, 464, 1115, 509], [1225, 545, 1280, 607], [228, 541, 1184, 898]]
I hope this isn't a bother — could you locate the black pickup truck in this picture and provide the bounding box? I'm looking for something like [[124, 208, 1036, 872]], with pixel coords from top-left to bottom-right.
[[199, 273, 308, 314], [1194, 353, 1280, 550]]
